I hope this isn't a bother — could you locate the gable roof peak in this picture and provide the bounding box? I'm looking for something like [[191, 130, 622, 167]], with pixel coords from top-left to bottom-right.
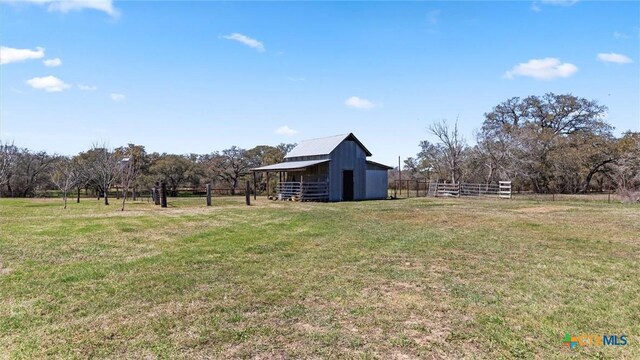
[[284, 133, 372, 159]]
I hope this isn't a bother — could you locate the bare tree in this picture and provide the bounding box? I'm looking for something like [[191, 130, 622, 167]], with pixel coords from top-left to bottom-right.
[[116, 144, 145, 211], [611, 132, 640, 201], [428, 119, 466, 183], [50, 156, 79, 209], [89, 144, 121, 205]]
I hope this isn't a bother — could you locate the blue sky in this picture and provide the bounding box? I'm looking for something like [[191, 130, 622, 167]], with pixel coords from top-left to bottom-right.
[[1, 0, 639, 166]]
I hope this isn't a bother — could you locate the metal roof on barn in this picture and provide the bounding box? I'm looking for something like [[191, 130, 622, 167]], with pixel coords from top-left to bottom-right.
[[251, 159, 330, 172], [284, 133, 372, 159]]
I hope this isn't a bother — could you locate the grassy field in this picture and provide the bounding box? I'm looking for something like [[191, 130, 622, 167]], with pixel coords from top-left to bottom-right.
[[0, 196, 638, 359]]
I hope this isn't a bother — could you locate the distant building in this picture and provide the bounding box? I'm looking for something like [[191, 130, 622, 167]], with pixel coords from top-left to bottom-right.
[[251, 133, 392, 201]]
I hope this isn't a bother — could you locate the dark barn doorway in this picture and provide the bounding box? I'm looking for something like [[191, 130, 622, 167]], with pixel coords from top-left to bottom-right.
[[342, 170, 354, 201]]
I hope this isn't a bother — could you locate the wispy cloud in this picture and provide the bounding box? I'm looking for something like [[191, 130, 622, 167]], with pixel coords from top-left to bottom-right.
[[597, 52, 633, 64], [110, 93, 125, 101], [0, 46, 45, 65], [274, 126, 298, 137], [540, 0, 579, 6], [222, 33, 265, 52], [504, 57, 578, 80], [532, 0, 578, 12], [43, 57, 62, 67], [345, 96, 378, 110], [15, 0, 119, 17], [425, 9, 441, 34], [531, 2, 542, 12], [78, 84, 97, 91], [613, 31, 629, 39], [426, 10, 440, 26], [26, 75, 71, 92]]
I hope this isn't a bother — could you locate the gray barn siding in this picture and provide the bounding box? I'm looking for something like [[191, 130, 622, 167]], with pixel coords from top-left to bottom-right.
[[365, 170, 388, 199], [328, 139, 367, 201]]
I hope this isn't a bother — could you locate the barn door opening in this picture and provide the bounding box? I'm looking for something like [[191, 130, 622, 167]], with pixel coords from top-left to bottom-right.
[[342, 170, 354, 201]]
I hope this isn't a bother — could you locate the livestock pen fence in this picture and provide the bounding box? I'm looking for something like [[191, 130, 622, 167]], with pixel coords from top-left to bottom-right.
[[394, 180, 512, 199]]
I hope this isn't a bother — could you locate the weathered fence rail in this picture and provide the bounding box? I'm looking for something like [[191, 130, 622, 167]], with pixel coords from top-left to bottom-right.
[[275, 181, 329, 201], [394, 180, 512, 199]]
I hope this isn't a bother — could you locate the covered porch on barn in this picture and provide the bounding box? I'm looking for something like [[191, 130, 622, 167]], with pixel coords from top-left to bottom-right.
[[251, 159, 330, 201]]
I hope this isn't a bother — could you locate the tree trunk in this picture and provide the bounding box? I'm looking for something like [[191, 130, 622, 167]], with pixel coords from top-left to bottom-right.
[[104, 190, 109, 205], [121, 189, 128, 211], [63, 190, 68, 209], [77, 187, 81, 203], [582, 160, 614, 194]]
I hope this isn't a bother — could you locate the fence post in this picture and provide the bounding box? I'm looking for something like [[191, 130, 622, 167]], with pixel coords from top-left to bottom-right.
[[154, 182, 161, 205], [457, 182, 461, 198], [266, 172, 270, 198], [206, 183, 211, 206], [253, 172, 257, 200], [245, 181, 251, 206], [160, 182, 167, 208], [398, 156, 401, 196]]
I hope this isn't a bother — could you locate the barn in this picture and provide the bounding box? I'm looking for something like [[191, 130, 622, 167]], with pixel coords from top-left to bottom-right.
[[251, 133, 392, 201]]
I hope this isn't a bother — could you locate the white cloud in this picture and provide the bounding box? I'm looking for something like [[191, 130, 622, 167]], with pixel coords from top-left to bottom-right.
[[274, 126, 298, 136], [345, 96, 378, 110], [597, 52, 633, 64], [78, 84, 97, 91], [43, 57, 62, 67], [110, 93, 125, 101], [504, 58, 578, 80], [540, 0, 579, 5], [0, 46, 45, 65], [15, 0, 119, 17], [222, 33, 265, 52], [26, 75, 71, 92]]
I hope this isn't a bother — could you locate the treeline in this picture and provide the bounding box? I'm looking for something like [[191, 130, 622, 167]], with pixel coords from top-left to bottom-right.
[[403, 93, 640, 198], [0, 142, 295, 208]]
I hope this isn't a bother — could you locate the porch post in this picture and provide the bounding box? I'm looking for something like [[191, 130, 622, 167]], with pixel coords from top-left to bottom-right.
[[266, 172, 270, 198]]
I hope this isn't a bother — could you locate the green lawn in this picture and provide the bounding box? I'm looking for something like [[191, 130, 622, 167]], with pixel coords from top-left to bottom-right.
[[0, 196, 638, 359]]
